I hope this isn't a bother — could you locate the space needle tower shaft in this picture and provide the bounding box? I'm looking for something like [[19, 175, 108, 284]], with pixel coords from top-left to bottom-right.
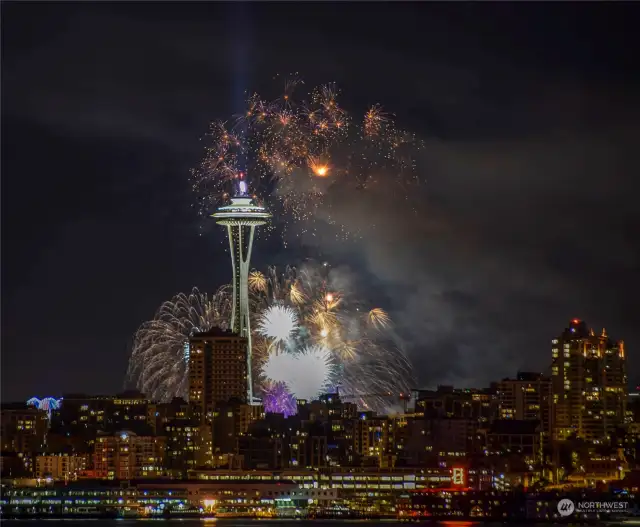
[[212, 177, 271, 403]]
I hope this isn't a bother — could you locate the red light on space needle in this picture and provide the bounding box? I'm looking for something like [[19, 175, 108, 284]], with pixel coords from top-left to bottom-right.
[[573, 318, 580, 324]]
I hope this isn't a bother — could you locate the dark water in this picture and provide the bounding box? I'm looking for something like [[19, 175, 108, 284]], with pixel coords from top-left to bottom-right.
[[0, 521, 554, 525]]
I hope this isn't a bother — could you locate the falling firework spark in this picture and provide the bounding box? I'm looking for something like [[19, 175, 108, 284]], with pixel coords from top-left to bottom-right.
[[368, 308, 391, 330]]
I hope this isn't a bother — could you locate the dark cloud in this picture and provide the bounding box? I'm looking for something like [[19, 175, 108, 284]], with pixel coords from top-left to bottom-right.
[[2, 2, 639, 399]]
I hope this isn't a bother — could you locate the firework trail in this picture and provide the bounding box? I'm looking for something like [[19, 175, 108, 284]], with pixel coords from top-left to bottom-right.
[[191, 77, 423, 241], [128, 262, 414, 413]]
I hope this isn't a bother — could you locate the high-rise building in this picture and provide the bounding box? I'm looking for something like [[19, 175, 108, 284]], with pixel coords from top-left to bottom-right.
[[1, 403, 48, 454], [291, 432, 328, 468], [551, 319, 627, 441], [497, 372, 553, 440], [188, 328, 248, 421], [52, 391, 152, 437], [354, 413, 395, 468], [415, 386, 498, 424], [487, 420, 542, 464], [393, 416, 430, 467], [628, 391, 640, 423], [94, 431, 165, 479], [211, 399, 259, 455], [151, 397, 213, 476], [213, 179, 271, 402], [35, 453, 87, 481], [423, 417, 480, 457]]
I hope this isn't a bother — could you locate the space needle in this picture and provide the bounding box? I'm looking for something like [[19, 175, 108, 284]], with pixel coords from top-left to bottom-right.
[[212, 174, 271, 403]]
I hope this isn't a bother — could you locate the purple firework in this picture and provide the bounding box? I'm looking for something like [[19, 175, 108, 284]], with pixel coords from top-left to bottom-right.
[[262, 382, 297, 417]]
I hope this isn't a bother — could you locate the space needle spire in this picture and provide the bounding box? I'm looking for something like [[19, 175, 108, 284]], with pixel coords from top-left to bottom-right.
[[212, 173, 271, 403]]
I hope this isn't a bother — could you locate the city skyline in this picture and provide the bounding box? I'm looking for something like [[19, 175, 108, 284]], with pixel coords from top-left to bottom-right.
[[19, 316, 636, 403], [3, 3, 640, 401], [3, 324, 636, 495], [3, 312, 636, 517]]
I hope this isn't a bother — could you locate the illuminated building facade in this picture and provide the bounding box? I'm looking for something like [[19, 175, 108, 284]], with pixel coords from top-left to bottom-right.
[[394, 417, 429, 467], [35, 453, 87, 481], [627, 391, 640, 423], [497, 372, 553, 440], [147, 397, 190, 435], [211, 399, 258, 455], [289, 432, 328, 468], [0, 403, 48, 454], [551, 319, 628, 441], [189, 467, 485, 510], [52, 391, 152, 437], [415, 386, 498, 423], [487, 419, 542, 463], [188, 328, 248, 421], [213, 182, 271, 402], [354, 414, 395, 468], [94, 431, 165, 479], [238, 434, 287, 470], [423, 417, 480, 457], [0, 480, 339, 518], [297, 395, 359, 421], [156, 398, 212, 476]]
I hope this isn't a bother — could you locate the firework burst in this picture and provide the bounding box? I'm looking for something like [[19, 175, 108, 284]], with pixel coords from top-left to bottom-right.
[[368, 307, 391, 330], [191, 77, 423, 240], [262, 344, 335, 401], [127, 287, 231, 402], [257, 304, 299, 344], [127, 262, 414, 413], [264, 344, 336, 401], [27, 397, 62, 419], [262, 381, 297, 418]]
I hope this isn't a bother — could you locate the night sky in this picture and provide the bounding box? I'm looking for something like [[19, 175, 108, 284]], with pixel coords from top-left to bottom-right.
[[3, 3, 639, 401]]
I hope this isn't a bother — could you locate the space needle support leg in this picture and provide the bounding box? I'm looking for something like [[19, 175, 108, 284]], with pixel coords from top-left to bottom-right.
[[243, 226, 256, 402], [227, 225, 237, 331]]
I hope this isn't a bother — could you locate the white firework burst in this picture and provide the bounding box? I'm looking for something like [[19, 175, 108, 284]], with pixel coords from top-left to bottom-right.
[[257, 304, 299, 343], [263, 344, 335, 401]]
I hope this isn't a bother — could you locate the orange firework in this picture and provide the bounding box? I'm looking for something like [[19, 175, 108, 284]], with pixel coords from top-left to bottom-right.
[[364, 104, 390, 137], [191, 76, 423, 235], [308, 156, 331, 177]]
